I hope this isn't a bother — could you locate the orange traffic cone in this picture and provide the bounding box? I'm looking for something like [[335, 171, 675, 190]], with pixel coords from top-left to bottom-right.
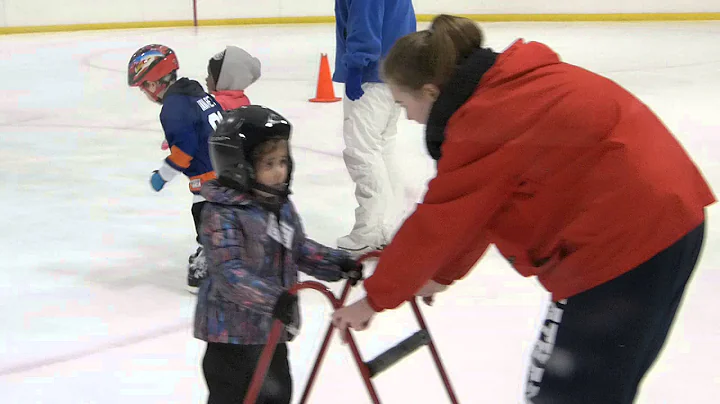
[[309, 53, 342, 103]]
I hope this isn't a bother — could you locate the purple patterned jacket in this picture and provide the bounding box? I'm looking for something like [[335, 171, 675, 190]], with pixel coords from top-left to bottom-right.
[[193, 180, 350, 345]]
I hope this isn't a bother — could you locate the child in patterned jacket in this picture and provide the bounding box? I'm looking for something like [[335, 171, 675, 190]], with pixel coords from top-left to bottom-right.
[[194, 105, 361, 404]]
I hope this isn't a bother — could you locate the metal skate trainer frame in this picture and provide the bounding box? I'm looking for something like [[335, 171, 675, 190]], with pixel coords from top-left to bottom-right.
[[243, 251, 459, 404]]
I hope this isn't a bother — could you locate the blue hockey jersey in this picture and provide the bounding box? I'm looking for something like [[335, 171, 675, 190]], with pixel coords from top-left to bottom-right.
[[160, 78, 224, 194], [332, 0, 416, 84]]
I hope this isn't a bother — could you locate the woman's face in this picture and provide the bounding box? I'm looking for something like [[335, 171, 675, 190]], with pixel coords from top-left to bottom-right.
[[389, 83, 439, 125]]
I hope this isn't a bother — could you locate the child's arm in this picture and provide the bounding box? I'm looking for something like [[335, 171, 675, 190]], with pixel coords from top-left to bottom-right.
[[297, 237, 354, 282], [204, 204, 284, 315], [290, 206, 354, 282], [151, 98, 200, 189]]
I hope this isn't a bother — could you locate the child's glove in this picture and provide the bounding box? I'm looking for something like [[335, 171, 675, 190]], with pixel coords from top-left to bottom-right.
[[345, 67, 364, 101], [339, 258, 364, 286], [272, 291, 298, 326], [150, 170, 167, 191], [161, 140, 169, 150]]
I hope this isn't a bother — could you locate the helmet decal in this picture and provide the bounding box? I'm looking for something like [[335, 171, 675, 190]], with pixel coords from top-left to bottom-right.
[[130, 49, 165, 77], [127, 44, 178, 87]]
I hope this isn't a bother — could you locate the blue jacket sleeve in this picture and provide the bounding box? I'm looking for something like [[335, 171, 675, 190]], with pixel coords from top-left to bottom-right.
[[342, 0, 384, 69], [160, 96, 199, 171], [203, 204, 284, 316]]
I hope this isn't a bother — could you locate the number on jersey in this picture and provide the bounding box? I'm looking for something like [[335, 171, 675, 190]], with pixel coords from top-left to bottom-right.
[[208, 111, 223, 130]]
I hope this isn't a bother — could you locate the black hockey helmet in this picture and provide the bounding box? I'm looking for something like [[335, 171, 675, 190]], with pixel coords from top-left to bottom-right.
[[209, 105, 293, 196]]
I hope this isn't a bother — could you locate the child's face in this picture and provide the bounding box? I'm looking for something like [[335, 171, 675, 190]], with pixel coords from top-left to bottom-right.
[[140, 80, 165, 103], [205, 67, 216, 93], [254, 143, 290, 193]]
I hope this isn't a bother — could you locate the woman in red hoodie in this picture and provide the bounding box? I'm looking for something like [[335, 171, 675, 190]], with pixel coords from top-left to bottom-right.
[[332, 14, 715, 403]]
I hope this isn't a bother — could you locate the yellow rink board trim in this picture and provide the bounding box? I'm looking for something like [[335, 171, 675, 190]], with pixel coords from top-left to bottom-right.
[[1, 13, 719, 35]]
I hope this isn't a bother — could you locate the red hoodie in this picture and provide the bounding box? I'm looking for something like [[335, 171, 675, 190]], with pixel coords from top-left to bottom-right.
[[363, 39, 715, 311], [213, 90, 250, 110]]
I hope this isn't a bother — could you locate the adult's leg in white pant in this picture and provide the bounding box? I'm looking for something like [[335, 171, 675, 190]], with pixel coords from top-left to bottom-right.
[[340, 82, 399, 248], [378, 94, 403, 241]]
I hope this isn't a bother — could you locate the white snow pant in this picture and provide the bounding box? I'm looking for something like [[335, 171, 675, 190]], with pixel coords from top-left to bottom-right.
[[341, 82, 403, 246]]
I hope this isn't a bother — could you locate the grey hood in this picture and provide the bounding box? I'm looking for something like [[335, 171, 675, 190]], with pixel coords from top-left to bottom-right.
[[216, 46, 261, 91]]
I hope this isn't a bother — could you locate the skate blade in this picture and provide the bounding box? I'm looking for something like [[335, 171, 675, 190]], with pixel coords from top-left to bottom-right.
[[187, 285, 199, 294]]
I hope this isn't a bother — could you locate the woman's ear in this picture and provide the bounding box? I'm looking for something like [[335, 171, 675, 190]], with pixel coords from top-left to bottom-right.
[[422, 84, 441, 101]]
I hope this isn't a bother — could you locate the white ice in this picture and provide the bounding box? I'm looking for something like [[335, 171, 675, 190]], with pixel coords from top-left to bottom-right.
[[1, 21, 719, 403]]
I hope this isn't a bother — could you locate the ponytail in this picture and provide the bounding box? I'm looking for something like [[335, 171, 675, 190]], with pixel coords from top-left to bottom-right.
[[381, 14, 484, 91]]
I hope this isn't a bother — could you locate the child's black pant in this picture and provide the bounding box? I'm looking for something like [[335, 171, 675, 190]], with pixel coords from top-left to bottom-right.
[[203, 342, 292, 404], [525, 221, 705, 404], [192, 201, 207, 244]]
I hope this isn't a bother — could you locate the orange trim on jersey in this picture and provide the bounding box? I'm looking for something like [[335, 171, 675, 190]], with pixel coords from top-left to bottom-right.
[[189, 171, 217, 193], [168, 146, 193, 169]]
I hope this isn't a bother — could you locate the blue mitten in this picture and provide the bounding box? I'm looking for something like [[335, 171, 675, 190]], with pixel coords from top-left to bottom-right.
[[150, 170, 167, 191], [345, 67, 364, 101]]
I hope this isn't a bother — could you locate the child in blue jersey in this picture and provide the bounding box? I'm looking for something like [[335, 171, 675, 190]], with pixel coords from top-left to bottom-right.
[[128, 44, 225, 291]]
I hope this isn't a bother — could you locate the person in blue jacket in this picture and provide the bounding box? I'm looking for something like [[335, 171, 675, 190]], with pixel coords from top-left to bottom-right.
[[128, 44, 225, 292], [333, 0, 417, 256]]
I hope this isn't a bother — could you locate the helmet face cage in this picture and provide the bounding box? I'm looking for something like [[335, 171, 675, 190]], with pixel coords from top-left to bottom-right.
[[128, 44, 179, 87]]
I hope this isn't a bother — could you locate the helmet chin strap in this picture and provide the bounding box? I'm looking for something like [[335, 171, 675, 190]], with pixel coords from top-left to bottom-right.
[[143, 83, 168, 103], [251, 182, 290, 214], [251, 182, 290, 198]]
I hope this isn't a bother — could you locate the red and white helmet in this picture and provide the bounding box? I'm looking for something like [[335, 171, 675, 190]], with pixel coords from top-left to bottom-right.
[[128, 44, 179, 101]]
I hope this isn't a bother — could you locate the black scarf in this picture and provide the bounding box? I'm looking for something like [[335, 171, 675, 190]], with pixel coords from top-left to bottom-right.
[[425, 47, 499, 161]]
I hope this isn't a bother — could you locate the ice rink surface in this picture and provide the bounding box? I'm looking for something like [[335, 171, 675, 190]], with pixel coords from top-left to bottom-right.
[[1, 20, 719, 403]]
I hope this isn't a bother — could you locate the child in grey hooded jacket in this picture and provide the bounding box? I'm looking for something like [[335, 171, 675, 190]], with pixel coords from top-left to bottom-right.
[[206, 45, 261, 110]]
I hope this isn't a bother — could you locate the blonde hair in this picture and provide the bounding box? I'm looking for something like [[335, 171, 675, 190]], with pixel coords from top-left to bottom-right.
[[381, 14, 484, 91]]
